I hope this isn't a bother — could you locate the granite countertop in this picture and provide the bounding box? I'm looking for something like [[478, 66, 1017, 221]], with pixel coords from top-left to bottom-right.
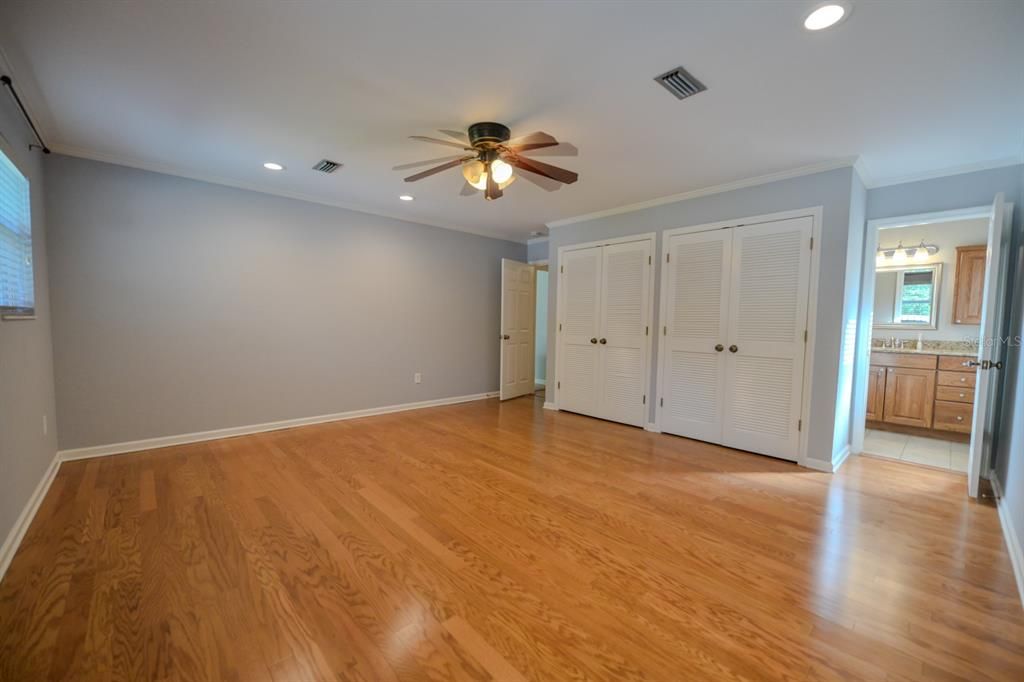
[[871, 346, 978, 357]]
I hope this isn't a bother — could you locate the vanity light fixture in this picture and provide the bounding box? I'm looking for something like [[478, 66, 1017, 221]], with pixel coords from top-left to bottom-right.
[[876, 240, 939, 264]]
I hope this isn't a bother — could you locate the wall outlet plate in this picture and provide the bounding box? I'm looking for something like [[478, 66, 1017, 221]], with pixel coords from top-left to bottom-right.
[[414, 373, 422, 384]]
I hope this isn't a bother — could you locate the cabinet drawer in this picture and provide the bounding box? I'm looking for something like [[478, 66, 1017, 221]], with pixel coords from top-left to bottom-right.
[[934, 400, 973, 433], [936, 386, 975, 404], [939, 355, 976, 372], [870, 352, 937, 369], [937, 370, 976, 388]]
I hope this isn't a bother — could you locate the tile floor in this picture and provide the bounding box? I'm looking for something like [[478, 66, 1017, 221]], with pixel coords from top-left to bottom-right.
[[861, 428, 969, 472]]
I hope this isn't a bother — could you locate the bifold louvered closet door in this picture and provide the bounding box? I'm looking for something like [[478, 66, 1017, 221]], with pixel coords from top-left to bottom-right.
[[659, 216, 812, 461], [558, 238, 652, 427]]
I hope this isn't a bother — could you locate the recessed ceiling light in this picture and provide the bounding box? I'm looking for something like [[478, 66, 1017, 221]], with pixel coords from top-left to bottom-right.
[[399, 194, 414, 201], [804, 2, 849, 31], [263, 162, 284, 171]]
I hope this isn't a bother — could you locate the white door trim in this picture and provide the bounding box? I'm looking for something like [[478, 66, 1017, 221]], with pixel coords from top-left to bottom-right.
[[656, 207, 823, 467], [851, 204, 1009, 463], [554, 233, 657, 420]]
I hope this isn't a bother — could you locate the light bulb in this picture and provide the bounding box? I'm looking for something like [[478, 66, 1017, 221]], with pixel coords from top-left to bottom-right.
[[462, 160, 487, 190], [876, 251, 887, 266], [490, 159, 514, 184], [914, 241, 929, 262], [892, 245, 907, 264]]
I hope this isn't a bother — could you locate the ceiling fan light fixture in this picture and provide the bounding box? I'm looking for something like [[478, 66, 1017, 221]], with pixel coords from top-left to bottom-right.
[[804, 2, 849, 31], [462, 159, 487, 190], [490, 159, 514, 184]]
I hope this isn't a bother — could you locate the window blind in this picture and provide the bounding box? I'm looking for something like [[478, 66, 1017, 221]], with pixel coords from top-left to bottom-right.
[[0, 148, 33, 314]]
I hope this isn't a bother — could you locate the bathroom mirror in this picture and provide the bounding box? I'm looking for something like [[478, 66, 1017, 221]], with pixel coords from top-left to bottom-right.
[[873, 264, 942, 329]]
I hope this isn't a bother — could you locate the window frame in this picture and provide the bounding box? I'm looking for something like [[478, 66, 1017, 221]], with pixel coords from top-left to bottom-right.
[[0, 138, 35, 320]]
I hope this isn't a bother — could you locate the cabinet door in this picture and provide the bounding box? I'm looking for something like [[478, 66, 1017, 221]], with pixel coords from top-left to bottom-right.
[[952, 245, 987, 325], [882, 367, 936, 428], [866, 365, 886, 421], [658, 229, 733, 443], [721, 216, 813, 461], [597, 239, 652, 427], [557, 246, 603, 418]]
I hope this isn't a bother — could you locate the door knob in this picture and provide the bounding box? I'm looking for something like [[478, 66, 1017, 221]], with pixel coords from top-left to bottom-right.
[[715, 344, 724, 352], [599, 338, 607, 344], [502, 334, 510, 340], [590, 337, 598, 344], [729, 345, 738, 353]]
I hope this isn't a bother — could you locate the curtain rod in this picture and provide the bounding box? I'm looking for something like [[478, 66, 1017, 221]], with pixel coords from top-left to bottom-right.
[[1, 75, 50, 154]]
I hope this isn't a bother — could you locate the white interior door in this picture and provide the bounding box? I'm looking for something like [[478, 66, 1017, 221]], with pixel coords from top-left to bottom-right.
[[967, 193, 1009, 497], [500, 258, 536, 400], [721, 217, 813, 460], [658, 229, 733, 442], [597, 240, 652, 427], [557, 246, 603, 416]]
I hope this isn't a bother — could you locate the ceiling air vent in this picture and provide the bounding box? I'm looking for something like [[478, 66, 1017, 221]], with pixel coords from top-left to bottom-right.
[[653, 66, 707, 100], [312, 159, 342, 173]]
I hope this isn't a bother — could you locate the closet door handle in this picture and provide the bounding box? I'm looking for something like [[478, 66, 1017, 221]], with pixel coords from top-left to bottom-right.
[[590, 337, 598, 344], [501, 334, 510, 340], [729, 345, 738, 353], [599, 338, 607, 344], [714, 344, 724, 352]]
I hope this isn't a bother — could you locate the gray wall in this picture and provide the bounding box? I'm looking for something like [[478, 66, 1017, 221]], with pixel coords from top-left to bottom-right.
[[0, 90, 59, 550], [527, 238, 548, 263], [545, 166, 858, 466], [46, 155, 525, 450]]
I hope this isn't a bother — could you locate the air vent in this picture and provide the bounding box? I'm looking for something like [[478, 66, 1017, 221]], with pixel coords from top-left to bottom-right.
[[312, 159, 342, 173], [654, 66, 707, 100]]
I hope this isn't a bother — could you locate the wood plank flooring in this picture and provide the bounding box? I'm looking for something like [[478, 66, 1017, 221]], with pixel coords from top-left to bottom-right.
[[1, 395, 1022, 681]]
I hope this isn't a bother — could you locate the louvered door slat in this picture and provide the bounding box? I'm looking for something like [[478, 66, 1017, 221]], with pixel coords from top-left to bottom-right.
[[557, 246, 602, 417], [658, 230, 732, 442], [721, 217, 812, 460], [598, 240, 651, 426]]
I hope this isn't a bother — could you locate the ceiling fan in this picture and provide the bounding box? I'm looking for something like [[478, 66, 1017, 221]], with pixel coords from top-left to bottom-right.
[[395, 122, 578, 201]]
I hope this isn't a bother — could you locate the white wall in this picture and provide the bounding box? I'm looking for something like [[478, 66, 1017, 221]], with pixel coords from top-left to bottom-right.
[[45, 155, 525, 450], [0, 85, 59, 558], [872, 217, 989, 342]]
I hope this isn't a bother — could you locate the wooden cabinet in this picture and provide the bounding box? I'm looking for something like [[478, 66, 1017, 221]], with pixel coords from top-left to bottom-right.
[[952, 245, 987, 325], [882, 367, 936, 428], [866, 365, 886, 421], [867, 352, 975, 437]]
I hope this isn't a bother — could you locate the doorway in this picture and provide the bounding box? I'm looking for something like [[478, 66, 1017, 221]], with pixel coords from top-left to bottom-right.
[[852, 197, 1013, 495], [534, 267, 548, 398]]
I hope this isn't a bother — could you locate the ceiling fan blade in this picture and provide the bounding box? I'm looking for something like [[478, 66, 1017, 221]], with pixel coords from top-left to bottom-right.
[[393, 154, 468, 171], [459, 181, 477, 196], [506, 141, 561, 153], [404, 157, 466, 182], [508, 155, 578, 185], [507, 131, 557, 148], [410, 135, 473, 151], [438, 129, 470, 143], [485, 170, 503, 201], [519, 142, 579, 157], [515, 168, 563, 192]]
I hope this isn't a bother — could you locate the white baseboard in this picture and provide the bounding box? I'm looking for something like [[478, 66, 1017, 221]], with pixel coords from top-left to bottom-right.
[[992, 477, 1024, 607], [832, 445, 852, 472], [801, 458, 835, 473], [543, 402, 558, 411], [59, 391, 499, 462], [644, 422, 661, 433], [0, 452, 61, 582]]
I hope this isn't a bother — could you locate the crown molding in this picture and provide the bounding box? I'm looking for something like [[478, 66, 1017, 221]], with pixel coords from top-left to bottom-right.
[[864, 156, 1023, 190], [545, 157, 860, 229], [49, 143, 528, 244]]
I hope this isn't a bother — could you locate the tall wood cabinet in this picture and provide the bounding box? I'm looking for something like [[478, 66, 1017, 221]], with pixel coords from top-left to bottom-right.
[[952, 245, 987, 325]]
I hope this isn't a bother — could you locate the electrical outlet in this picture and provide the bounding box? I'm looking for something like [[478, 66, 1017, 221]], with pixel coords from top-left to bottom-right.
[[42, 414, 47, 435], [414, 373, 422, 384]]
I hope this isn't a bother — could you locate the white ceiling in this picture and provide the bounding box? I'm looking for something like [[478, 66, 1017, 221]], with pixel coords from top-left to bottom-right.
[[1, 1, 1022, 242]]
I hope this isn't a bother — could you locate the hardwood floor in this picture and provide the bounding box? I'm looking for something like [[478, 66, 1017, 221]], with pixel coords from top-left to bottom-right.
[[1, 395, 1022, 681]]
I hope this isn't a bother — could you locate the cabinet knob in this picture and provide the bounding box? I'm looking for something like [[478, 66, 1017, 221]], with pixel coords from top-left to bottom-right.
[[959, 393, 965, 398], [960, 377, 966, 383], [956, 319, 962, 323], [956, 416, 963, 422]]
